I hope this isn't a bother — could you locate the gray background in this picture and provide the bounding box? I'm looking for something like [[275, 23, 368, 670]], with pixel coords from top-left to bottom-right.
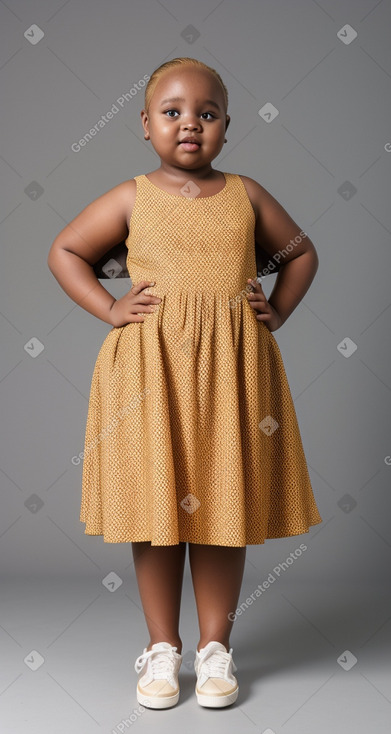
[[1, 0, 390, 731]]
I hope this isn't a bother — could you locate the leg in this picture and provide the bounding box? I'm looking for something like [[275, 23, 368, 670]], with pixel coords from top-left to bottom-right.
[[188, 543, 246, 652], [131, 541, 187, 654]]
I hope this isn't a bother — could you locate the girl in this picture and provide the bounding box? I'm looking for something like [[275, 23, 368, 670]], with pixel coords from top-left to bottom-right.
[[47, 57, 322, 711]]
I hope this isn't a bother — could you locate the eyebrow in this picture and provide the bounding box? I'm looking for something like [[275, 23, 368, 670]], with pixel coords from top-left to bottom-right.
[[159, 97, 221, 110]]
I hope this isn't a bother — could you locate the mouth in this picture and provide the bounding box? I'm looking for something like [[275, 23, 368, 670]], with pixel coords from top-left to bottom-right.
[[179, 139, 201, 151], [179, 137, 201, 145]]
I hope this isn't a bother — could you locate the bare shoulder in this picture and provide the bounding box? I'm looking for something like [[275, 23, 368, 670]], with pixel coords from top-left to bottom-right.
[[98, 177, 137, 225], [237, 174, 314, 258], [99, 176, 138, 227], [121, 178, 137, 225], [80, 178, 137, 228], [238, 173, 301, 227], [49, 178, 138, 265], [237, 174, 272, 219]]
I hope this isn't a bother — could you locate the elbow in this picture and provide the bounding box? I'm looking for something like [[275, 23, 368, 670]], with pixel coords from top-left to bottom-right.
[[312, 244, 319, 275], [47, 244, 62, 274], [309, 245, 319, 274], [47, 232, 66, 272], [47, 250, 56, 273], [304, 237, 319, 275]]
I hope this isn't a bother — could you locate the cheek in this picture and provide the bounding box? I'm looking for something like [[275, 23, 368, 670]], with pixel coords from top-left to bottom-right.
[[160, 123, 173, 134], [149, 120, 174, 139]]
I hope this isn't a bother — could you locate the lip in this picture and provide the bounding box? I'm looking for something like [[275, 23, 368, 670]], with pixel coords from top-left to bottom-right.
[[180, 142, 201, 152], [179, 138, 201, 145]]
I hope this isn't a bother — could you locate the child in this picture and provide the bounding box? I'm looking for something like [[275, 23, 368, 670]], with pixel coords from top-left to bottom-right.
[[47, 56, 322, 711]]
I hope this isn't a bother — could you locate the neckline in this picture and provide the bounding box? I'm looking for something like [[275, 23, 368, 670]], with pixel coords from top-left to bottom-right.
[[142, 172, 228, 200]]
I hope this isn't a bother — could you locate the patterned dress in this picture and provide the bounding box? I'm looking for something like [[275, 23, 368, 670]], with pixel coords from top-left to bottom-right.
[[80, 172, 322, 545]]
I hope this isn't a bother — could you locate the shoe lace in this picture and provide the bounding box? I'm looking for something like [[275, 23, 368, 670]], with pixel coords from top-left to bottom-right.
[[199, 648, 237, 677], [135, 647, 178, 678]]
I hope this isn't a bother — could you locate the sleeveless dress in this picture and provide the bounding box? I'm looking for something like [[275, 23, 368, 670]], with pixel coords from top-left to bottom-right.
[[79, 172, 322, 546]]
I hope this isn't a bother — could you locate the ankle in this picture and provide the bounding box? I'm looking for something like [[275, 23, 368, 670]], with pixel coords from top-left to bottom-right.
[[147, 640, 182, 654], [197, 639, 230, 653]]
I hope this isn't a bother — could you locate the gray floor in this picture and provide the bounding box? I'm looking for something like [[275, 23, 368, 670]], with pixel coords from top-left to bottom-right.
[[1, 565, 389, 732]]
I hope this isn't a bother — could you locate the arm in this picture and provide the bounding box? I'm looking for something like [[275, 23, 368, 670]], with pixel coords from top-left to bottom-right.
[[242, 176, 319, 327], [47, 181, 134, 325]]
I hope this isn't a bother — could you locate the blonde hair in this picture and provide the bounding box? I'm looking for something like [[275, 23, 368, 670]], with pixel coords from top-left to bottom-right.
[[144, 57, 228, 114]]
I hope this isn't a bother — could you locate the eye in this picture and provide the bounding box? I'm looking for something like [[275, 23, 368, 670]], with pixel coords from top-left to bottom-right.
[[163, 109, 216, 120]]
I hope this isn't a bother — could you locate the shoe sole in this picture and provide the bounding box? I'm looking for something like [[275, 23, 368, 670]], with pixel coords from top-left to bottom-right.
[[195, 685, 239, 708], [137, 685, 180, 709]]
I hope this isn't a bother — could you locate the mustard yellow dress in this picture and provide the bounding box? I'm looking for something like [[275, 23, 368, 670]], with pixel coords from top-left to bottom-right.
[[80, 172, 322, 545]]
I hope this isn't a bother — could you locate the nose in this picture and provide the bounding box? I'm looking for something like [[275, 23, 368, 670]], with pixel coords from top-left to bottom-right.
[[181, 117, 200, 131]]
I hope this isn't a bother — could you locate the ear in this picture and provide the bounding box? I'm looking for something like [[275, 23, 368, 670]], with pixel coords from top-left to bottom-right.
[[140, 109, 149, 137], [225, 114, 231, 132]]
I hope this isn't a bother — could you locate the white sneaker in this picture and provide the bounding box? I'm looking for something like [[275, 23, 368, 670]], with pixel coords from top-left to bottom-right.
[[194, 641, 239, 707], [134, 642, 182, 709]]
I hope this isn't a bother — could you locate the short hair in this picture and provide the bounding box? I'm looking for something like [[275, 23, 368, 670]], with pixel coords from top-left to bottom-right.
[[144, 57, 228, 114]]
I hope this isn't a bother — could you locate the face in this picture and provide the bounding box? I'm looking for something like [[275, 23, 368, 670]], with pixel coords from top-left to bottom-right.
[[140, 68, 230, 171]]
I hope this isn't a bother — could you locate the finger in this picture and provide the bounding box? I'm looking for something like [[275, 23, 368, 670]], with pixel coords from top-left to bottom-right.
[[130, 280, 156, 295], [135, 293, 162, 305], [254, 310, 272, 323], [249, 300, 267, 312], [116, 312, 146, 324], [247, 292, 267, 307], [138, 281, 162, 304], [247, 277, 263, 291], [249, 295, 272, 315], [251, 303, 269, 316], [247, 286, 264, 301], [130, 303, 155, 315]]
